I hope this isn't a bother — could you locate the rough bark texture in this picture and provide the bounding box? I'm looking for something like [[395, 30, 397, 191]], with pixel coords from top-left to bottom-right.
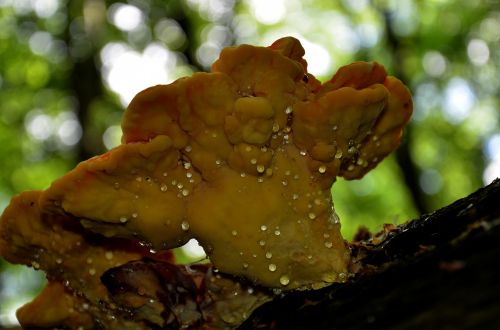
[[238, 179, 500, 330]]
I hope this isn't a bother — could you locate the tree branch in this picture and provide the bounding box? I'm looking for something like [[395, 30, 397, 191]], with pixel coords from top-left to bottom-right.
[[238, 179, 500, 329]]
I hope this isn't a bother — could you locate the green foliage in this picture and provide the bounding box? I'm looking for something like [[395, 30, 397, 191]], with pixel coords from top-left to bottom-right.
[[0, 0, 499, 326]]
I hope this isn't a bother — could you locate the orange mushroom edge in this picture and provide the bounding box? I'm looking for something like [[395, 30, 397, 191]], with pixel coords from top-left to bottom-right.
[[0, 36, 412, 329]]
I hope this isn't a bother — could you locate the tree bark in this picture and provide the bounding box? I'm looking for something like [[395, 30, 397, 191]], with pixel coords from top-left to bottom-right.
[[238, 179, 500, 330]]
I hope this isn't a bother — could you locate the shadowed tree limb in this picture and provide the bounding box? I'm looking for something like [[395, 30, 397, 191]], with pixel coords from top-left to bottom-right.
[[238, 179, 500, 330]]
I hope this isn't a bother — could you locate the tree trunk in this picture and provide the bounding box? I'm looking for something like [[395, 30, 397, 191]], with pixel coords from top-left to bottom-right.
[[238, 179, 500, 330]]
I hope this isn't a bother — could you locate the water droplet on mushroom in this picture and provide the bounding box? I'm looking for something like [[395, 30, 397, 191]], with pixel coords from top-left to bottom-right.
[[250, 158, 257, 165], [231, 230, 238, 236], [265, 252, 272, 259], [243, 263, 249, 269], [338, 272, 347, 281], [260, 225, 268, 231], [185, 145, 192, 152], [274, 230, 281, 236], [215, 159, 222, 165], [177, 183, 184, 189], [334, 150, 343, 159], [186, 172, 192, 178], [292, 193, 299, 200], [257, 177, 264, 183], [105, 251, 114, 260], [308, 212, 316, 220], [88, 268, 96, 276], [332, 125, 338, 131], [285, 106, 293, 114], [318, 165, 327, 174], [181, 221, 190, 231], [256, 165, 265, 173], [119, 216, 128, 223], [268, 263, 277, 272], [132, 213, 138, 218], [184, 162, 191, 170], [240, 172, 246, 177], [324, 241, 333, 248], [279, 275, 290, 286], [322, 272, 337, 283], [135, 176, 142, 182], [259, 240, 266, 246], [300, 150, 307, 156], [181, 189, 189, 196], [347, 164, 355, 171], [163, 172, 168, 177], [272, 123, 280, 132], [323, 233, 330, 238], [56, 258, 62, 264], [113, 182, 120, 190], [160, 184, 168, 192], [266, 168, 273, 176], [282, 180, 288, 186], [86, 258, 93, 264]]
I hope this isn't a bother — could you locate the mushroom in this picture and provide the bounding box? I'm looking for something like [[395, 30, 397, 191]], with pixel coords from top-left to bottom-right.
[[0, 37, 412, 328]]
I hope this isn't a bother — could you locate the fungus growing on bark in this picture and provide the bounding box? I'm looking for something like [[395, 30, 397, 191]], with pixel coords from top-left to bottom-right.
[[0, 37, 412, 329]]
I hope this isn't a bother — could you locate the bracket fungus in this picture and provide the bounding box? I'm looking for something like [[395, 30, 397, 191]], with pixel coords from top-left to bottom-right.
[[0, 37, 412, 329]]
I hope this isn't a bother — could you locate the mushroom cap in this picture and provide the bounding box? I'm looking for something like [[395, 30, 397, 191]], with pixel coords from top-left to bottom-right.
[[3, 37, 412, 292]]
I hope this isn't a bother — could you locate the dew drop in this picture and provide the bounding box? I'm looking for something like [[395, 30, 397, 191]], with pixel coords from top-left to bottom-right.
[[324, 241, 333, 248], [259, 240, 266, 246], [185, 145, 192, 152], [243, 263, 249, 269], [240, 172, 246, 177], [88, 268, 96, 276], [231, 230, 238, 236], [56, 258, 62, 264], [268, 263, 277, 272], [318, 165, 327, 174], [292, 193, 299, 200], [184, 162, 191, 170], [160, 184, 168, 192], [279, 275, 290, 286], [347, 164, 355, 171], [105, 251, 114, 260], [181, 221, 190, 231], [332, 125, 338, 131], [274, 230, 281, 236], [308, 212, 316, 220], [132, 213, 138, 218], [181, 189, 189, 196], [250, 158, 257, 165], [260, 225, 268, 231], [256, 165, 265, 173], [119, 216, 128, 223], [334, 150, 343, 159], [136, 176, 142, 182], [285, 106, 293, 114], [300, 150, 307, 156], [265, 252, 273, 259], [322, 272, 337, 283]]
